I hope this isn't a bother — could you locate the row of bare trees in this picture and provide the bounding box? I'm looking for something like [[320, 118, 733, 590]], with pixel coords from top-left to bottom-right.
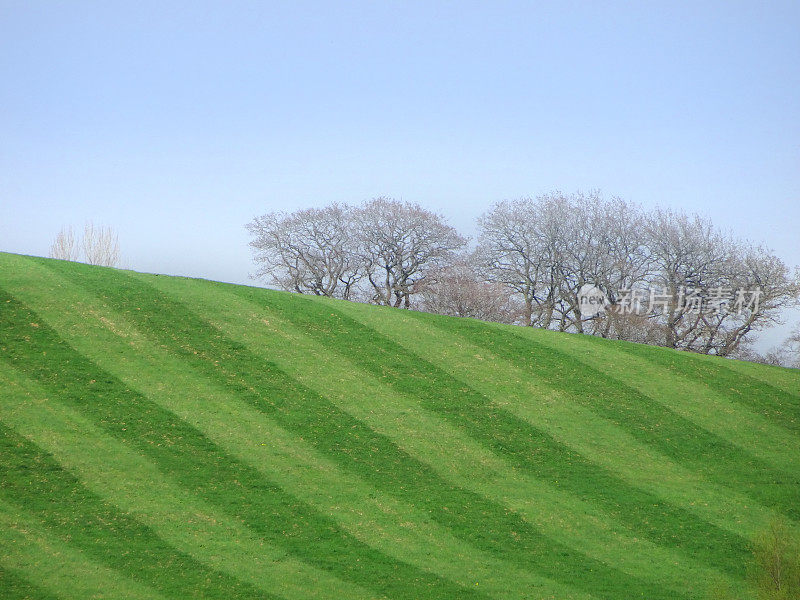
[[474, 193, 800, 356], [247, 198, 465, 308], [247, 193, 800, 359], [49, 223, 120, 267]]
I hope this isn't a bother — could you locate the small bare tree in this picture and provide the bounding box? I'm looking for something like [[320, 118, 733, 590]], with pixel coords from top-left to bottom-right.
[[782, 325, 800, 369], [752, 325, 800, 368], [49, 223, 120, 266], [82, 222, 120, 267], [749, 518, 800, 599], [355, 197, 466, 308], [49, 226, 80, 261], [707, 518, 800, 599]]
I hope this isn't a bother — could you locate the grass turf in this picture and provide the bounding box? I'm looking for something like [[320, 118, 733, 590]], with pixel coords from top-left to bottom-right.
[[1, 252, 798, 599]]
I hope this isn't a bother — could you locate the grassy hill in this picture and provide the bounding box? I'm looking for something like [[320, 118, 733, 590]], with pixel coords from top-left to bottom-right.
[[1, 252, 798, 600]]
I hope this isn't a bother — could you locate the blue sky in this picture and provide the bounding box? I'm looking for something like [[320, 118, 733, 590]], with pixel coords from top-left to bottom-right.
[[1, 1, 798, 347]]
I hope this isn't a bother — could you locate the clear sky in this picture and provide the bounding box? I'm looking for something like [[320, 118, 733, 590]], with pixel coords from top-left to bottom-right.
[[1, 1, 798, 348]]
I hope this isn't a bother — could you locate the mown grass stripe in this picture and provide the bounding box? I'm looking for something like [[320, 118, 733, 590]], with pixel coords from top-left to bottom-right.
[[241, 287, 762, 570], [0, 287, 486, 600], [0, 566, 60, 600], [402, 311, 800, 520], [503, 326, 800, 477], [331, 300, 790, 536], [0, 423, 276, 600], [579, 333, 800, 432], [139, 271, 742, 596], [0, 498, 168, 600], [26, 258, 692, 599], [0, 268, 587, 600], [713, 355, 800, 400], [0, 366, 379, 600]]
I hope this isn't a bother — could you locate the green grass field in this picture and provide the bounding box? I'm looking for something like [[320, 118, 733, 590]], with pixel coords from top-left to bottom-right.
[[1, 251, 798, 599]]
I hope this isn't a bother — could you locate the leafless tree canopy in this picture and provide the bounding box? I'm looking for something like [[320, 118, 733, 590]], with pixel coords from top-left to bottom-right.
[[248, 198, 465, 308], [247, 204, 361, 299], [49, 226, 80, 261], [82, 222, 120, 267], [474, 192, 651, 331], [418, 256, 523, 323], [356, 198, 466, 307], [475, 193, 799, 356], [248, 192, 799, 358], [641, 210, 799, 355]]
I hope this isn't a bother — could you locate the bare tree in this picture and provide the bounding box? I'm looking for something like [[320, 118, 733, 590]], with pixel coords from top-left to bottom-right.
[[475, 192, 651, 330], [355, 197, 466, 308], [247, 204, 361, 299], [782, 325, 800, 369], [49, 226, 80, 261], [749, 518, 800, 599], [50, 223, 120, 266], [474, 198, 558, 326], [564, 197, 656, 343], [641, 208, 729, 349], [701, 245, 799, 356], [536, 192, 652, 334], [82, 222, 120, 267], [710, 517, 800, 599], [643, 209, 799, 355], [749, 324, 800, 368]]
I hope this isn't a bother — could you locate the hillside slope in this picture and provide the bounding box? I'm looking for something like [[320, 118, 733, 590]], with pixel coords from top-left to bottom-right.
[[1, 252, 798, 600]]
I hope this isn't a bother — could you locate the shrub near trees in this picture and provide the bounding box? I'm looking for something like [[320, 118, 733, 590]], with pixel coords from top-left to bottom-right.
[[711, 518, 800, 600], [247, 193, 800, 359], [418, 257, 523, 323]]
